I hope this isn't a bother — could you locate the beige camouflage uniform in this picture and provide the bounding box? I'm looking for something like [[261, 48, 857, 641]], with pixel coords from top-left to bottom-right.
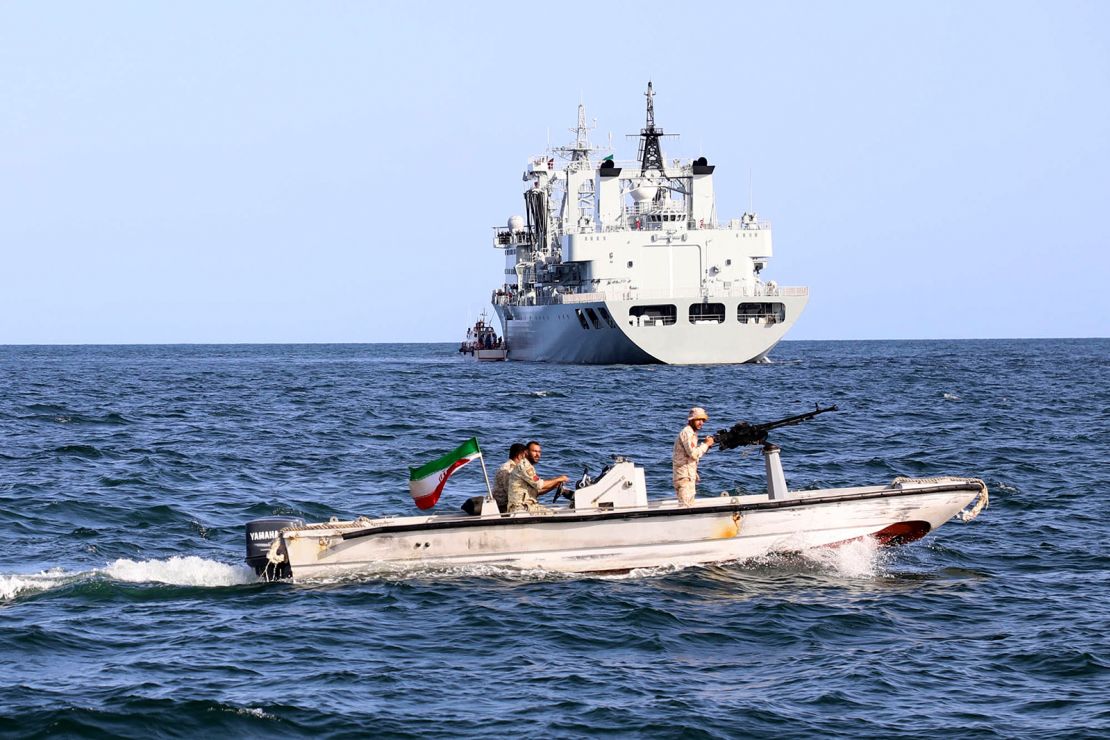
[[491, 459, 517, 512], [508, 458, 552, 515], [673, 424, 710, 506]]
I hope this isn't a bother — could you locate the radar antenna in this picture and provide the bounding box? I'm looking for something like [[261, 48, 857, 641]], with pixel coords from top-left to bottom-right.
[[554, 103, 603, 163], [631, 81, 677, 177]]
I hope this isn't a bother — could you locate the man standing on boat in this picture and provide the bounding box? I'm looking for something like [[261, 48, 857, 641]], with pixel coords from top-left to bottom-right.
[[508, 441, 568, 515], [492, 443, 526, 512], [673, 407, 715, 506]]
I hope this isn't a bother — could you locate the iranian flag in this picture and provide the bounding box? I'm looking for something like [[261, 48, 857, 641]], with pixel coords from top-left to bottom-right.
[[408, 437, 482, 510]]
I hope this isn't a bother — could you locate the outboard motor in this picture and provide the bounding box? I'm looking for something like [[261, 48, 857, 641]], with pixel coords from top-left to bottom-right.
[[245, 516, 304, 581]]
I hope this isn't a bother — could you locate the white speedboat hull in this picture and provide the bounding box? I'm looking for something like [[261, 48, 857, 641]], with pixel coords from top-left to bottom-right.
[[259, 475, 987, 579]]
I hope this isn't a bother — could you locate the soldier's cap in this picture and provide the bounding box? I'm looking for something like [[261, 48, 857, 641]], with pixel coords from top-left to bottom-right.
[[687, 407, 709, 422]]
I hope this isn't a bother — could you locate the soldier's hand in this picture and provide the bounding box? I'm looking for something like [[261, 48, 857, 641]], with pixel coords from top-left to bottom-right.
[[706, 436, 715, 447], [557, 475, 569, 484]]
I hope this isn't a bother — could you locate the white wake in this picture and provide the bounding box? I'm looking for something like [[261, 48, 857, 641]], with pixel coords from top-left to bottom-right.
[[1, 556, 258, 601], [104, 556, 257, 586]]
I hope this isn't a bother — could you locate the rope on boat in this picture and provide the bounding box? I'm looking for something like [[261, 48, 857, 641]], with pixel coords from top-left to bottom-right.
[[958, 479, 990, 522], [265, 537, 285, 566], [294, 516, 376, 532], [891, 476, 989, 522]]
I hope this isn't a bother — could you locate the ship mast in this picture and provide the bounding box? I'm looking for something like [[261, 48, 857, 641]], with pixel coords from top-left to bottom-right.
[[554, 103, 599, 163], [635, 81, 674, 176], [552, 103, 605, 237]]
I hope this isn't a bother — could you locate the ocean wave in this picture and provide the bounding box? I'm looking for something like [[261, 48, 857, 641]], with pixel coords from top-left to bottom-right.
[[51, 444, 106, 459], [527, 390, 566, 398], [0, 569, 77, 601]]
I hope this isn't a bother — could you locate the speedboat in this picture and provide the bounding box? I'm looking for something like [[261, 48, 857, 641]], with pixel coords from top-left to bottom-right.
[[244, 440, 988, 581]]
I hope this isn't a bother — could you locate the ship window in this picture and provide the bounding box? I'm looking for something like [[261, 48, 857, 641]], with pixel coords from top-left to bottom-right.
[[584, 308, 602, 329], [596, 306, 617, 328], [629, 304, 677, 326], [689, 303, 726, 324], [627, 261, 633, 268], [737, 302, 786, 325], [574, 309, 590, 330]]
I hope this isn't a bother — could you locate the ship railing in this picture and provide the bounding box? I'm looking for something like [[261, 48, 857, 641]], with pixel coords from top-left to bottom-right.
[[491, 290, 518, 306], [560, 292, 607, 305], [722, 217, 772, 231], [597, 285, 809, 301], [709, 284, 807, 298], [490, 286, 808, 307], [607, 211, 772, 233], [593, 160, 712, 177], [492, 227, 536, 248]]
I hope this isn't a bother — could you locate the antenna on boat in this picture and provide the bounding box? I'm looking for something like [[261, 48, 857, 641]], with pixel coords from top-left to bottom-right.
[[748, 167, 754, 213]]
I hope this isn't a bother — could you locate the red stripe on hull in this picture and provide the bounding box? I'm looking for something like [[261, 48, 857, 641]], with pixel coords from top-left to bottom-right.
[[871, 520, 932, 546], [824, 520, 933, 549]]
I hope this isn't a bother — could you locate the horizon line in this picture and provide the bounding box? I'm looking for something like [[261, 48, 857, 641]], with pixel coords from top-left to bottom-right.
[[1, 336, 1106, 347]]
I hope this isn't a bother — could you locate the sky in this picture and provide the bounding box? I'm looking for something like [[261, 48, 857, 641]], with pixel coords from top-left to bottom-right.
[[1, 1, 1107, 343]]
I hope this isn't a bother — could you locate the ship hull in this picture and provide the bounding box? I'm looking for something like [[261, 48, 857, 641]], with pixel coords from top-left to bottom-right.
[[494, 293, 808, 364], [276, 480, 984, 578]]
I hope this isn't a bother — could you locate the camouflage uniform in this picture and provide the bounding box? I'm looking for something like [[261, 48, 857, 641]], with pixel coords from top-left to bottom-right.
[[673, 424, 710, 506], [491, 459, 517, 512], [508, 458, 552, 515]]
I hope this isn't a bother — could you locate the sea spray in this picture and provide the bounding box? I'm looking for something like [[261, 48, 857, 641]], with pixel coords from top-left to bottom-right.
[[802, 536, 887, 578], [104, 556, 257, 587]]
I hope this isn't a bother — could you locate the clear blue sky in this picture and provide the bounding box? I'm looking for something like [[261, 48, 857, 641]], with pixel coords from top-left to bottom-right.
[[2, 1, 1107, 343]]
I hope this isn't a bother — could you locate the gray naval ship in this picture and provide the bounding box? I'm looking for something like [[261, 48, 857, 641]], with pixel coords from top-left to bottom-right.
[[490, 83, 809, 364]]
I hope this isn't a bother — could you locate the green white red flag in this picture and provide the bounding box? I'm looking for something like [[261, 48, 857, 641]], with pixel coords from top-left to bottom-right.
[[408, 437, 482, 510]]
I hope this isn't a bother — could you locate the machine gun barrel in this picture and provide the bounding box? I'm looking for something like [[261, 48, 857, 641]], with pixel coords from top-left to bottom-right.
[[714, 404, 838, 451]]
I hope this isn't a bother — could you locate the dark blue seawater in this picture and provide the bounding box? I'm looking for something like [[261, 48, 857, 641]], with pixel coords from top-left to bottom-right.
[[1, 340, 1107, 738]]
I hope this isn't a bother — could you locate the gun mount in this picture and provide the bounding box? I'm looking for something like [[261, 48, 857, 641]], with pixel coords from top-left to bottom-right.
[[715, 404, 838, 451]]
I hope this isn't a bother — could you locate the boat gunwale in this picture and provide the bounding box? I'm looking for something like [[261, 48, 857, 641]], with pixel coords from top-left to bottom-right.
[[333, 482, 981, 542]]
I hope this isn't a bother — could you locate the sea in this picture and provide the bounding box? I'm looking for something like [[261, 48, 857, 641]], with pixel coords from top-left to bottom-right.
[[0, 339, 1107, 739]]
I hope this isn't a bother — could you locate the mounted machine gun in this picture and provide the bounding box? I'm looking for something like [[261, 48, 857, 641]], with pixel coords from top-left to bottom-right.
[[715, 404, 838, 451]]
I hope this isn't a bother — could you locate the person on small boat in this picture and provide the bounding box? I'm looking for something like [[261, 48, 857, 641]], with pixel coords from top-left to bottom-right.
[[672, 407, 715, 506], [492, 443, 527, 512], [508, 441, 569, 515]]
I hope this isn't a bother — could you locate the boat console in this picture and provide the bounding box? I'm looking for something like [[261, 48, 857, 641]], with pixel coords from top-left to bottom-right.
[[564, 460, 648, 511]]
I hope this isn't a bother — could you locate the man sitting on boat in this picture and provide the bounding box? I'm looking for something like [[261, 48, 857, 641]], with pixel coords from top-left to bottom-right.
[[508, 441, 569, 515], [492, 443, 526, 513], [673, 407, 715, 506]]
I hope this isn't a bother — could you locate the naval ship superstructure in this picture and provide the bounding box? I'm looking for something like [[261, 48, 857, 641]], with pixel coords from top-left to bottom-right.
[[490, 83, 808, 364]]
